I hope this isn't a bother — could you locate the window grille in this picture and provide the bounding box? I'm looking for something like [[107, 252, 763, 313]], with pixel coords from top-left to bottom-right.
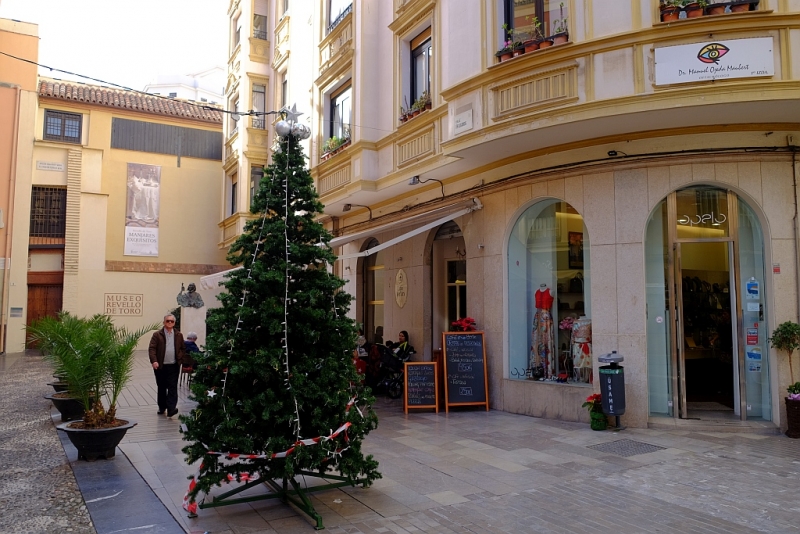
[[30, 187, 67, 238], [43, 110, 82, 144]]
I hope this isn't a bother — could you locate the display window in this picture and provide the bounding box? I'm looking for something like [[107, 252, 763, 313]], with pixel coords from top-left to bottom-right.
[[508, 199, 591, 385]]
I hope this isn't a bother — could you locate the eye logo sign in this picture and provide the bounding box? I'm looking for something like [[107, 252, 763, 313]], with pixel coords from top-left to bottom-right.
[[697, 43, 730, 64]]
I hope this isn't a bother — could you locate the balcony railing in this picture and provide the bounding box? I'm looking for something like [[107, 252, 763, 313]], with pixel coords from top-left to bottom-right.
[[327, 3, 352, 34], [253, 28, 267, 40], [251, 118, 266, 129]]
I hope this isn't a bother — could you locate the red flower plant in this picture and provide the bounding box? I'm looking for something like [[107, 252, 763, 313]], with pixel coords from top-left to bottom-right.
[[450, 317, 477, 332], [582, 393, 602, 413]]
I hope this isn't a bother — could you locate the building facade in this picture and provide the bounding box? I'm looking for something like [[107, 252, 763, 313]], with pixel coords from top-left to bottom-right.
[[221, 0, 800, 432], [0, 18, 39, 353], [4, 78, 228, 351]]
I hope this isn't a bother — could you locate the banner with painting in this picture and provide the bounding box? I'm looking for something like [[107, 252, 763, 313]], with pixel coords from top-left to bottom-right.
[[124, 163, 160, 256]]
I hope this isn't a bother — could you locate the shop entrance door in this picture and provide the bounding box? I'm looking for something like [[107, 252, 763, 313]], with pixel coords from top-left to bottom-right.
[[674, 241, 740, 419]]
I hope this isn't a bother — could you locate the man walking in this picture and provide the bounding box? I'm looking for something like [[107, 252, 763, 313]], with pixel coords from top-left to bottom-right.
[[148, 314, 186, 417]]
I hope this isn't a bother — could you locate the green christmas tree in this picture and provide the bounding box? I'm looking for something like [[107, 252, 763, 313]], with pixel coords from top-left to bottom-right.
[[181, 113, 380, 514]]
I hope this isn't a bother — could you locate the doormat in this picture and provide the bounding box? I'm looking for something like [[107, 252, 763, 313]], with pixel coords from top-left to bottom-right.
[[588, 439, 666, 457]]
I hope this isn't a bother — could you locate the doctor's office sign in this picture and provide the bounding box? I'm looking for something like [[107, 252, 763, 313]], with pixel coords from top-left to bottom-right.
[[655, 37, 774, 86]]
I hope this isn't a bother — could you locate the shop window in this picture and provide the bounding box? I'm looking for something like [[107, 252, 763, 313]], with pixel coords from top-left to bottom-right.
[[43, 110, 82, 144], [251, 84, 266, 129], [503, 0, 569, 41], [507, 199, 591, 384], [363, 239, 384, 344], [328, 0, 352, 33]]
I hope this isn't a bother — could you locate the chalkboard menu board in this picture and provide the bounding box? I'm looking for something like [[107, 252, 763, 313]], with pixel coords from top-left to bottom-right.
[[404, 362, 438, 413], [442, 332, 489, 412]]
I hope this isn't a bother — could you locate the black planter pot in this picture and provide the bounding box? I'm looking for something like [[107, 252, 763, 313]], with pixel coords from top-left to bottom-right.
[[786, 397, 800, 439], [57, 419, 137, 461], [47, 381, 69, 393], [45, 393, 86, 422]]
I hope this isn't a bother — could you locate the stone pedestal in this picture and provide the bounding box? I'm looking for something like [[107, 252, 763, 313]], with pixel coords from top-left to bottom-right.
[[181, 305, 206, 348]]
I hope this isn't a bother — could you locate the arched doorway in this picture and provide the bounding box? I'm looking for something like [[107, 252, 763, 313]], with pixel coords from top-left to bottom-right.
[[361, 238, 385, 345], [432, 221, 466, 352], [646, 185, 771, 421]]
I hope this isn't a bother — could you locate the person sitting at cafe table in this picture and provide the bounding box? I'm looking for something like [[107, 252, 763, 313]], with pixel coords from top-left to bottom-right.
[[392, 331, 415, 360]]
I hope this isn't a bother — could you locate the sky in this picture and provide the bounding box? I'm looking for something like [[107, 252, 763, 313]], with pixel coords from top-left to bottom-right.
[[0, 0, 228, 92]]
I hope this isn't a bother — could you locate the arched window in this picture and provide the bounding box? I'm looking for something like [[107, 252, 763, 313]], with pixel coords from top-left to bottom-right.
[[508, 199, 591, 383]]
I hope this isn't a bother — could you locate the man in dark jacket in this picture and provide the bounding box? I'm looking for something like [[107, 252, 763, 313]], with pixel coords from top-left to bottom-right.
[[148, 314, 186, 417]]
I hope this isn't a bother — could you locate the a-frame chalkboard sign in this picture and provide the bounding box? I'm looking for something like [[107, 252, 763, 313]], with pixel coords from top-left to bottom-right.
[[442, 331, 489, 412]]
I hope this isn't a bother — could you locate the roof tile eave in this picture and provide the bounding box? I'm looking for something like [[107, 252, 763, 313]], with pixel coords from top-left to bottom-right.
[[36, 79, 222, 125]]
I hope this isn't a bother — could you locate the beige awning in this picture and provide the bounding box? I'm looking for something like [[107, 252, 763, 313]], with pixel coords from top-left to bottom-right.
[[335, 198, 483, 261]]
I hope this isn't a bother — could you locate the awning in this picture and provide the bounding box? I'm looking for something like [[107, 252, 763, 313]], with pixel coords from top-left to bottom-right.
[[328, 198, 482, 250], [335, 198, 483, 261], [200, 266, 240, 290], [199, 198, 483, 287]]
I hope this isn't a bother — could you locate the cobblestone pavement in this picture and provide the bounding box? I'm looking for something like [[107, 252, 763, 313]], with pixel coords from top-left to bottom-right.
[[0, 352, 95, 534]]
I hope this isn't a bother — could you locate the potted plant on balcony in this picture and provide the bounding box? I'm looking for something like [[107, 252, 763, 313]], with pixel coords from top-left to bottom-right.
[[496, 24, 519, 62], [30, 312, 157, 460], [683, 0, 708, 18], [706, 1, 727, 15], [730, 0, 757, 12], [769, 321, 800, 438], [551, 2, 569, 44], [399, 106, 408, 124], [660, 0, 682, 21], [521, 15, 544, 53]]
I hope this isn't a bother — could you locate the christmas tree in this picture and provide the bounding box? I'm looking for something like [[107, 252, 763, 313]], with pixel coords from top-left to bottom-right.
[[181, 109, 380, 517]]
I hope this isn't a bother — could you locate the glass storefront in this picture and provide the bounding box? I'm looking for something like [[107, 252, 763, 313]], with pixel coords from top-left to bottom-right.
[[645, 186, 770, 421], [508, 199, 591, 384]]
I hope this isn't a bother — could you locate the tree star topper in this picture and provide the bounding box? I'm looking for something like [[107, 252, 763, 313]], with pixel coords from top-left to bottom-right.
[[207, 389, 217, 398], [283, 103, 303, 124]]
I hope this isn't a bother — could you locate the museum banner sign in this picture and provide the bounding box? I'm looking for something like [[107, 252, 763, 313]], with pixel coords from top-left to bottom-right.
[[655, 37, 774, 86], [124, 163, 161, 256]]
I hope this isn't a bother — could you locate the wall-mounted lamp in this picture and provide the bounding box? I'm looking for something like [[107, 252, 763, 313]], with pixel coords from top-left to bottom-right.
[[607, 150, 628, 157], [455, 246, 467, 259], [408, 175, 445, 198], [342, 203, 372, 220]]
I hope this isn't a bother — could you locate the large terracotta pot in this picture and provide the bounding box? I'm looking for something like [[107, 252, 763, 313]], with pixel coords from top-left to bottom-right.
[[707, 3, 727, 15], [57, 419, 137, 461]]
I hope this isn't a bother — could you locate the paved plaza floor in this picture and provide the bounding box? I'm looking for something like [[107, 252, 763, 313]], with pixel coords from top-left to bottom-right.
[[12, 350, 800, 533]]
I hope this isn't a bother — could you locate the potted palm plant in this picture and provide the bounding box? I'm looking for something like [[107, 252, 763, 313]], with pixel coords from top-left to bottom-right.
[[769, 321, 800, 438], [29, 312, 157, 460]]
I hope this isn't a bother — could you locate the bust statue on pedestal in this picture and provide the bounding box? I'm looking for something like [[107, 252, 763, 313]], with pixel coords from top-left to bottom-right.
[[177, 283, 205, 309], [177, 282, 206, 348]]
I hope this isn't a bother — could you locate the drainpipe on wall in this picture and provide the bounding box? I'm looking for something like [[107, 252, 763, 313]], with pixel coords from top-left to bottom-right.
[[1, 84, 21, 354]]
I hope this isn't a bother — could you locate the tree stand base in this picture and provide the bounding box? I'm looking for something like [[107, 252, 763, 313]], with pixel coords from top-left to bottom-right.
[[195, 471, 368, 530]]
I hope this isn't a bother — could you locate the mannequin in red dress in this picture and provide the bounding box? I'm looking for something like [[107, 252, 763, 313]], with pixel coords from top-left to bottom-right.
[[530, 284, 556, 379]]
